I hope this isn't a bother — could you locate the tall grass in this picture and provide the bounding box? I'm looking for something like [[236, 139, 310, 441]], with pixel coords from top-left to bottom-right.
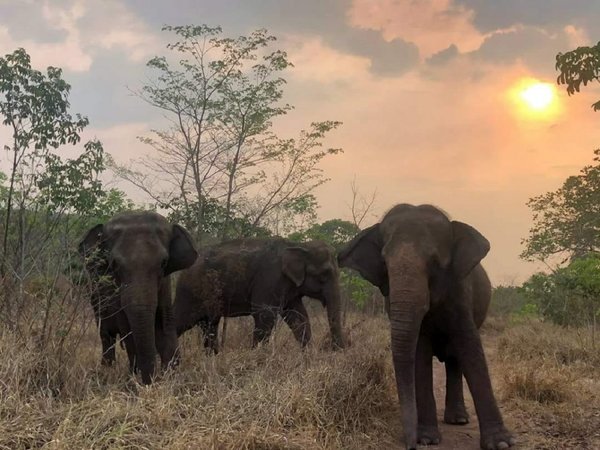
[[0, 308, 399, 450], [495, 319, 600, 449], [2, 281, 599, 449]]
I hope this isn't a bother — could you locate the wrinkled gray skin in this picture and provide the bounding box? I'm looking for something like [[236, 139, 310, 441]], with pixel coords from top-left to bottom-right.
[[79, 211, 197, 384], [337, 204, 515, 450], [174, 238, 345, 352]]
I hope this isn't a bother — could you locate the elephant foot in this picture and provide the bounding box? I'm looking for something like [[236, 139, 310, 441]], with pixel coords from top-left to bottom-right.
[[480, 425, 516, 450], [444, 404, 469, 425], [417, 424, 441, 446]]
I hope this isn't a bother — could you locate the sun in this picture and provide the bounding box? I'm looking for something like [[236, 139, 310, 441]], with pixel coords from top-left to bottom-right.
[[508, 78, 560, 120], [520, 82, 555, 111]]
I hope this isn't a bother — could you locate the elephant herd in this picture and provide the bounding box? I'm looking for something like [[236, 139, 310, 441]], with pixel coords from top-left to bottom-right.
[[78, 204, 515, 450]]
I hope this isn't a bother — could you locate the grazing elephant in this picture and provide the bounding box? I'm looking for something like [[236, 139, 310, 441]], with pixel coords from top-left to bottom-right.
[[79, 211, 197, 384], [174, 238, 346, 352], [337, 204, 514, 450]]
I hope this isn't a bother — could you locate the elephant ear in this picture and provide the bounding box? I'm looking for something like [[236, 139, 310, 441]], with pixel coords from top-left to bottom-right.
[[282, 247, 308, 287], [78, 223, 107, 271], [337, 224, 388, 294], [78, 224, 105, 257], [451, 221, 490, 278], [165, 224, 198, 275]]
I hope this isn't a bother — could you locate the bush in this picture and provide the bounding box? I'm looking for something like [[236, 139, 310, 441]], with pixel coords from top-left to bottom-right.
[[490, 285, 531, 317], [521, 254, 600, 328]]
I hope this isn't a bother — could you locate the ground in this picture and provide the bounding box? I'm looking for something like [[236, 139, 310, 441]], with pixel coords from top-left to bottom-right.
[[0, 309, 598, 449]]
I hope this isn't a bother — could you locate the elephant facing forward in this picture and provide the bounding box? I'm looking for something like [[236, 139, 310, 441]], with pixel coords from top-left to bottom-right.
[[79, 211, 197, 384], [338, 204, 514, 450], [174, 238, 346, 352]]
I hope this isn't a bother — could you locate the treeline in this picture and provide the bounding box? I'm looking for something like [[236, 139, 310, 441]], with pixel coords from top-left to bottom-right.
[[492, 253, 600, 333], [0, 26, 381, 342], [497, 141, 600, 337], [2, 26, 599, 342]]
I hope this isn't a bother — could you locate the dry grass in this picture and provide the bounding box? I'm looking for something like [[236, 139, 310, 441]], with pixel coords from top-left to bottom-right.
[[0, 312, 397, 450], [2, 300, 600, 449], [492, 319, 600, 449], [501, 362, 573, 404]]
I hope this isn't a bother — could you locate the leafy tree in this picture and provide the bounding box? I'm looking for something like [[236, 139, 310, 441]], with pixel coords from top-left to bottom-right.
[[0, 48, 90, 275], [556, 41, 600, 111], [288, 218, 359, 250], [116, 25, 341, 241], [520, 254, 600, 331], [0, 48, 131, 324], [521, 149, 600, 262], [166, 196, 270, 243]]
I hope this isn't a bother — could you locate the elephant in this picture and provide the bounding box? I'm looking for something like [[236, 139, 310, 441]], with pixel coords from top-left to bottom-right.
[[173, 238, 346, 352], [79, 211, 197, 384], [337, 204, 515, 450]]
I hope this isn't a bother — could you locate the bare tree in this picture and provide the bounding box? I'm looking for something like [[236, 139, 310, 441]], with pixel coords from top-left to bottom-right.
[[114, 25, 298, 241], [347, 176, 378, 228]]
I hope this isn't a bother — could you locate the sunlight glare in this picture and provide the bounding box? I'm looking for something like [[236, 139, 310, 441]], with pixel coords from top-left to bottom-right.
[[508, 78, 560, 121], [520, 83, 554, 111]]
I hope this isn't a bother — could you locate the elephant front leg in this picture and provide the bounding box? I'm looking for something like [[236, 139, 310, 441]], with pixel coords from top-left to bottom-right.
[[252, 309, 277, 347], [100, 325, 117, 366], [156, 294, 179, 371], [451, 326, 515, 449], [444, 356, 469, 425], [117, 313, 137, 374], [282, 301, 312, 348], [416, 334, 441, 445], [121, 332, 137, 375]]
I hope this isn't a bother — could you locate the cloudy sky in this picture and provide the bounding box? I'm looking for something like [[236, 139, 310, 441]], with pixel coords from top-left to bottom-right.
[[1, 0, 599, 283]]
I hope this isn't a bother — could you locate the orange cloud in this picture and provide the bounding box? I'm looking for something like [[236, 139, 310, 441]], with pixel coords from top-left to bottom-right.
[[276, 36, 600, 283], [347, 0, 486, 58], [283, 36, 372, 83]]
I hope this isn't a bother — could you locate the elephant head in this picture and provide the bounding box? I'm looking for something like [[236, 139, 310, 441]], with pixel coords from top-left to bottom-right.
[[79, 211, 197, 384], [337, 204, 489, 448], [282, 241, 346, 349]]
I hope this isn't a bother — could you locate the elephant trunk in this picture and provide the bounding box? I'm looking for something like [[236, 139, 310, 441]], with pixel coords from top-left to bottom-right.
[[324, 279, 346, 349], [386, 247, 430, 450], [121, 276, 158, 384]]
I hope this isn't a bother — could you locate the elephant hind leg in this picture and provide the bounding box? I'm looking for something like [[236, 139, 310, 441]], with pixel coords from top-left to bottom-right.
[[200, 317, 220, 354], [444, 355, 469, 425]]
